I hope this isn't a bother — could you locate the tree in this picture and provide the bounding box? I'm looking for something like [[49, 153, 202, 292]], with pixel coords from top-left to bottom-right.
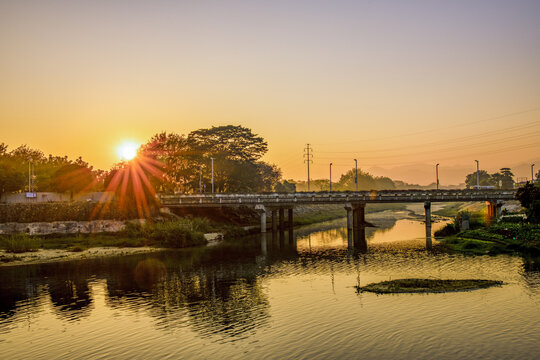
[[515, 182, 540, 223], [187, 125, 267, 162], [275, 180, 296, 193], [142, 125, 281, 193], [51, 163, 96, 199], [491, 168, 514, 189], [336, 168, 395, 191], [465, 170, 493, 188]]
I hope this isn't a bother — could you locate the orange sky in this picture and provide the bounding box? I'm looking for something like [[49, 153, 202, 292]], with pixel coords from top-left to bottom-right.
[[1, 0, 539, 185]]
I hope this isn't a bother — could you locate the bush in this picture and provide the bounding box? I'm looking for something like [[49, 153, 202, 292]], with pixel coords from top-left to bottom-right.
[[0, 201, 160, 223], [147, 221, 206, 248], [434, 223, 457, 237], [2, 233, 40, 253], [124, 220, 207, 248]]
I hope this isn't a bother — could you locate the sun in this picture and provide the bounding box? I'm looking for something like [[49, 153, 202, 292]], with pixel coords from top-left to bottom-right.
[[116, 141, 139, 161]]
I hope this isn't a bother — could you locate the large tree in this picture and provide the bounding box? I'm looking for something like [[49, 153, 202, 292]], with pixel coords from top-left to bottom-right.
[[143, 125, 281, 193], [491, 168, 514, 189], [465, 170, 494, 188]]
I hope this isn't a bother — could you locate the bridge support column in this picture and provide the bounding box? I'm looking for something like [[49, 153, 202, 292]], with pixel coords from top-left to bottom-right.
[[255, 205, 267, 233], [279, 208, 285, 231], [272, 209, 277, 233], [424, 201, 432, 249], [486, 201, 497, 225], [288, 208, 294, 232], [496, 200, 503, 219], [344, 204, 354, 247], [352, 203, 367, 252]]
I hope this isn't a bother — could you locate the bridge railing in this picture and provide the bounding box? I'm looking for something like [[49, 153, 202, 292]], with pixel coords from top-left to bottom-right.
[[159, 189, 516, 206]]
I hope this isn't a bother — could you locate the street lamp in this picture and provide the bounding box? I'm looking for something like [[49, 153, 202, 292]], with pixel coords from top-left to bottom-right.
[[475, 160, 479, 187], [436, 163, 440, 190], [354, 159, 358, 191], [329, 163, 333, 192], [211, 157, 214, 193], [532, 164, 536, 183]]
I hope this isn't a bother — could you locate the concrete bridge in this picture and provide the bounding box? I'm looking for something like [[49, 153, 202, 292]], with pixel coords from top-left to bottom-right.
[[160, 189, 516, 250]]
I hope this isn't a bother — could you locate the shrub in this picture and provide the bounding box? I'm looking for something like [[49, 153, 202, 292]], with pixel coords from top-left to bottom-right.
[[2, 233, 40, 253], [0, 201, 160, 223], [434, 223, 457, 237], [147, 221, 206, 248]]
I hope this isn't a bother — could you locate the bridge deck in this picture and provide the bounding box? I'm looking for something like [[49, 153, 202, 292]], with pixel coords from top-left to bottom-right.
[[160, 190, 516, 207]]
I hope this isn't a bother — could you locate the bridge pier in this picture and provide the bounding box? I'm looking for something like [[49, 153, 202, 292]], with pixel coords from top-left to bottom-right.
[[486, 200, 503, 224], [279, 208, 285, 232], [288, 208, 294, 233], [255, 205, 267, 233], [424, 201, 432, 249], [345, 204, 354, 248], [345, 203, 367, 251], [272, 209, 277, 233]]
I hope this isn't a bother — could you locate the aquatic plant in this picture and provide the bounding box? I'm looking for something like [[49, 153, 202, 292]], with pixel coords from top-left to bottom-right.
[[356, 278, 503, 294]]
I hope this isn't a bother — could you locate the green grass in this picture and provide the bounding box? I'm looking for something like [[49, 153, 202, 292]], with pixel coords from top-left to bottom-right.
[[0, 233, 40, 253], [439, 223, 540, 255], [356, 278, 503, 294]]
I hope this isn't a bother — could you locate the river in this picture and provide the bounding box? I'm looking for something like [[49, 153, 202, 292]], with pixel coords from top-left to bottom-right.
[[0, 207, 539, 359]]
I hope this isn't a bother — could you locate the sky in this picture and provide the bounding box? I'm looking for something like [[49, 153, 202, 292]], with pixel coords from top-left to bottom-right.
[[1, 0, 539, 185]]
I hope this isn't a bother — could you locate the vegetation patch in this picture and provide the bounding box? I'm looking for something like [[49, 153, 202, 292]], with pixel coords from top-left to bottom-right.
[[356, 278, 503, 294], [1, 233, 40, 253]]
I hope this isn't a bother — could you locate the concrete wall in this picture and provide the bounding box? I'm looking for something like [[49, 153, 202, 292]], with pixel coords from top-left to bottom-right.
[[0, 219, 145, 236], [0, 192, 114, 204]]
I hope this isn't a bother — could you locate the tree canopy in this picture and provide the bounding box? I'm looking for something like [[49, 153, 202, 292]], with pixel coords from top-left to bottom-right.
[[141, 125, 280, 193]]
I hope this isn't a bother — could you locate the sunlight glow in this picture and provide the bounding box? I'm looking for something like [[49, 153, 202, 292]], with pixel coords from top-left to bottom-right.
[[117, 141, 139, 161]]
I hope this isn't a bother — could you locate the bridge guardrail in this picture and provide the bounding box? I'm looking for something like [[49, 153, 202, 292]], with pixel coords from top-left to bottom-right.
[[159, 189, 516, 206]]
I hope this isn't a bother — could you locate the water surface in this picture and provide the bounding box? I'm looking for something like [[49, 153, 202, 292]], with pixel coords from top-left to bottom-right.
[[0, 210, 538, 359]]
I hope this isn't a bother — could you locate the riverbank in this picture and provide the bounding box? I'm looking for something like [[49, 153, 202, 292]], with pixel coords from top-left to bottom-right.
[[438, 223, 540, 255]]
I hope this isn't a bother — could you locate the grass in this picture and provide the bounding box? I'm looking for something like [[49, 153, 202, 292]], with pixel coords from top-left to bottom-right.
[[356, 278, 503, 294], [1, 233, 40, 253], [439, 223, 540, 255], [0, 219, 209, 252]]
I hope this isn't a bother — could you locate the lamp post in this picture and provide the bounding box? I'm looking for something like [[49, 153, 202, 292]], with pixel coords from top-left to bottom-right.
[[532, 164, 536, 183], [436, 163, 440, 190], [354, 158, 358, 191], [211, 157, 214, 193], [475, 160, 479, 187], [329, 163, 333, 192]]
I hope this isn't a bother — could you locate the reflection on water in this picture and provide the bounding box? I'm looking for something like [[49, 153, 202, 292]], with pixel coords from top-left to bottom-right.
[[0, 212, 539, 359]]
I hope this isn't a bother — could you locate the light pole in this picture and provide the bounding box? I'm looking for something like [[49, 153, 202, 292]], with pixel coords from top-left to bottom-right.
[[354, 159, 358, 191], [475, 160, 479, 187], [532, 164, 536, 183], [28, 157, 32, 193], [436, 163, 440, 190], [199, 167, 202, 193], [211, 157, 214, 193], [329, 163, 333, 192]]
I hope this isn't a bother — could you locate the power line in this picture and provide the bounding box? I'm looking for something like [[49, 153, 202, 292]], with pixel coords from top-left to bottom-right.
[[314, 106, 540, 146]]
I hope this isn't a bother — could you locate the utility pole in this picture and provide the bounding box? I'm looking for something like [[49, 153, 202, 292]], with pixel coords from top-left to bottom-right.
[[211, 157, 214, 193], [475, 160, 479, 187], [329, 163, 333, 192], [303, 144, 313, 191], [436, 163, 440, 190], [28, 157, 32, 193], [199, 167, 202, 193], [532, 164, 536, 183], [354, 159, 358, 191]]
